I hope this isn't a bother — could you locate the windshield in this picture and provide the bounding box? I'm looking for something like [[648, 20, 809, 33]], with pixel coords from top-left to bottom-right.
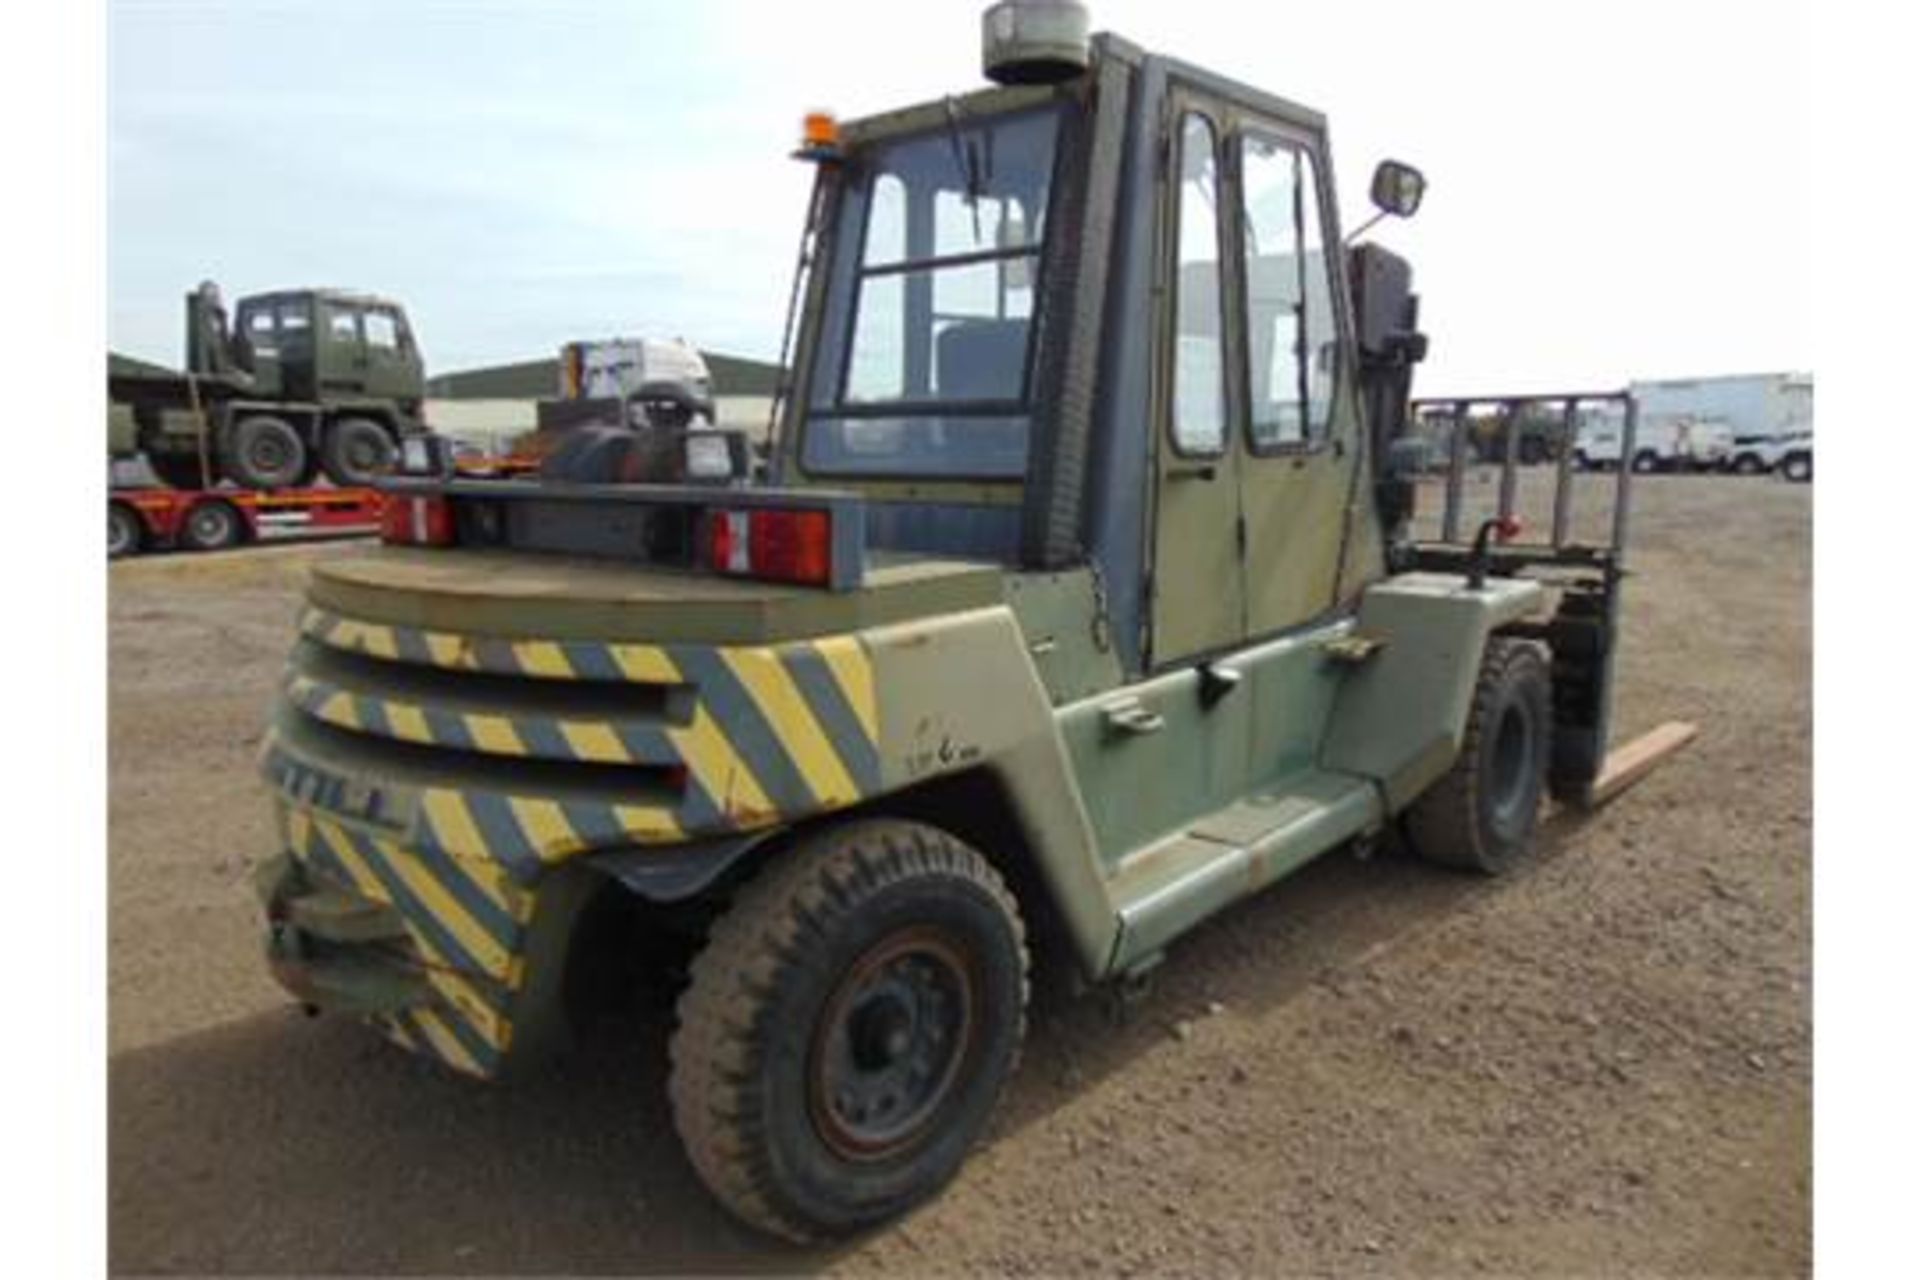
[[801, 103, 1064, 478]]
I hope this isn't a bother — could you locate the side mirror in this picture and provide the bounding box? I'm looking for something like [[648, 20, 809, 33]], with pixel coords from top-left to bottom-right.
[[1369, 160, 1426, 218]]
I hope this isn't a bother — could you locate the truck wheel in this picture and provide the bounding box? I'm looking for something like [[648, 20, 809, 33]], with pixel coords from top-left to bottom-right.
[[1732, 453, 1765, 476], [1630, 450, 1661, 475], [320, 418, 397, 487], [1781, 452, 1812, 483], [1405, 638, 1552, 875], [108, 503, 141, 558], [670, 819, 1029, 1242], [178, 500, 242, 551], [1571, 451, 1592, 472], [224, 415, 307, 490], [148, 453, 212, 491]]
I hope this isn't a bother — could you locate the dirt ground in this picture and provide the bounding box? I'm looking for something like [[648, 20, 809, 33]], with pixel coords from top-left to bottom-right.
[[108, 472, 1811, 1276]]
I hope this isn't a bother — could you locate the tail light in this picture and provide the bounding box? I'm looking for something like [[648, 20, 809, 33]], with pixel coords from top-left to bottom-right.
[[707, 508, 832, 586], [380, 494, 455, 547]]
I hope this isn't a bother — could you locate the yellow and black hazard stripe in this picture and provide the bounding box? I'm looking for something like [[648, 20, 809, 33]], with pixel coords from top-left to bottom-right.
[[289, 608, 883, 844], [284, 804, 525, 1078]]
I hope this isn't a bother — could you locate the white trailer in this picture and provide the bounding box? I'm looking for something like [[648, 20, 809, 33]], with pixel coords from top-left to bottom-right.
[[1573, 410, 1735, 473], [1630, 372, 1812, 443]]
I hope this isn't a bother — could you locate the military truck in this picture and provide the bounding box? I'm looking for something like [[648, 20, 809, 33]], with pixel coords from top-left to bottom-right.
[[109, 282, 428, 490], [251, 0, 1690, 1242]]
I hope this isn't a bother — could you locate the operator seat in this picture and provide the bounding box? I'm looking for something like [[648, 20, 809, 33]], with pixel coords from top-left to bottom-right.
[[933, 319, 1030, 470]]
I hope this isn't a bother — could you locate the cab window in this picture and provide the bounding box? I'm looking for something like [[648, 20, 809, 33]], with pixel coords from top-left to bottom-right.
[[324, 305, 358, 343], [363, 309, 398, 351], [1239, 133, 1338, 449], [1171, 112, 1227, 456]]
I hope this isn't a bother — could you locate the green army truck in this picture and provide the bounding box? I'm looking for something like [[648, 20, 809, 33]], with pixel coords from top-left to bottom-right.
[[109, 282, 428, 490], [252, 0, 1690, 1241]]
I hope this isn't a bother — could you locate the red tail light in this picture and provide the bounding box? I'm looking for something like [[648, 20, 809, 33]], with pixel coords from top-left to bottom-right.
[[380, 494, 455, 547], [706, 508, 832, 586]]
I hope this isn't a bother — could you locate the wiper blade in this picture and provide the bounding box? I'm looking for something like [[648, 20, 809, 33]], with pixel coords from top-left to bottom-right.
[[943, 97, 986, 242]]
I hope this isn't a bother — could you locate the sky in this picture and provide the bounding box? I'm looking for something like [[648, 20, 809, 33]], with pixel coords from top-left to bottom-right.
[[108, 0, 1809, 393]]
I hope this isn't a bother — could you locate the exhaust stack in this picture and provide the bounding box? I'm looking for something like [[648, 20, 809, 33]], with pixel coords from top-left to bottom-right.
[[982, 0, 1090, 85]]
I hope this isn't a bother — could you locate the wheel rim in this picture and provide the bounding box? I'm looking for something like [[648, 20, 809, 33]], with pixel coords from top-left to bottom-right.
[[109, 510, 133, 555], [808, 925, 978, 1162], [1487, 701, 1536, 829], [248, 432, 292, 476], [187, 507, 232, 546], [346, 435, 384, 470]]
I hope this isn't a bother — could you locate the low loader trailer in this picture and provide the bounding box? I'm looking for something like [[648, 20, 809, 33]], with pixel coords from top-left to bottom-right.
[[250, 0, 1694, 1241], [109, 483, 385, 558]]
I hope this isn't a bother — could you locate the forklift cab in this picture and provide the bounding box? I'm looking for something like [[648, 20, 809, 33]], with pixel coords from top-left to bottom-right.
[[774, 33, 1427, 676]]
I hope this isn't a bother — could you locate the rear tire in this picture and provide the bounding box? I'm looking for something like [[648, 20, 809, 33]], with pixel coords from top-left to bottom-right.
[[178, 500, 241, 552], [320, 417, 396, 487], [1732, 452, 1765, 476], [1630, 450, 1661, 475], [1781, 452, 1812, 483], [670, 819, 1029, 1242], [1405, 638, 1552, 875], [108, 503, 141, 558], [224, 415, 307, 490]]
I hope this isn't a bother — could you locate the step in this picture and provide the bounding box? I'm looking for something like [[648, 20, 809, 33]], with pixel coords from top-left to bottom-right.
[[1106, 770, 1382, 972]]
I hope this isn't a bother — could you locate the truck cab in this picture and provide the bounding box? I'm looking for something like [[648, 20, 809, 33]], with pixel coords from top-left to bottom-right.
[[231, 289, 424, 410]]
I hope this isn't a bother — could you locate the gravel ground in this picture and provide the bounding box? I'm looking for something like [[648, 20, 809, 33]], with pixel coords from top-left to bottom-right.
[[108, 472, 1810, 1275]]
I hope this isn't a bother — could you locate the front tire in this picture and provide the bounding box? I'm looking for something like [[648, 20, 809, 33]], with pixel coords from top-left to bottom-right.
[[1405, 638, 1552, 875], [1630, 449, 1661, 475], [670, 820, 1029, 1242]]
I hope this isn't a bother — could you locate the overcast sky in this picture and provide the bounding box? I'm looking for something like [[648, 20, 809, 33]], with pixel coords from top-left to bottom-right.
[[108, 0, 1808, 394]]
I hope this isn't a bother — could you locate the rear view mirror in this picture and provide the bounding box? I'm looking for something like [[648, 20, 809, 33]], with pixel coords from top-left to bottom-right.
[[1369, 160, 1426, 218]]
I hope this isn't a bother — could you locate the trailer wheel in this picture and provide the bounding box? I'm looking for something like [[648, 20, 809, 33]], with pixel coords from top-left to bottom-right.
[[1630, 449, 1661, 475], [670, 819, 1028, 1241], [108, 503, 142, 559], [178, 500, 242, 552], [320, 417, 397, 487], [1405, 638, 1552, 875], [224, 415, 307, 490]]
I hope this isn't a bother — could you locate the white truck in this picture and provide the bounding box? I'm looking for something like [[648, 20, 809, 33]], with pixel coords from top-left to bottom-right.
[[1573, 412, 1735, 473], [558, 337, 714, 405]]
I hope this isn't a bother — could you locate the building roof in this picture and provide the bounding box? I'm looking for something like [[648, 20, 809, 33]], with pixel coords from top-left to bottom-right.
[[427, 350, 784, 399], [109, 351, 176, 378]]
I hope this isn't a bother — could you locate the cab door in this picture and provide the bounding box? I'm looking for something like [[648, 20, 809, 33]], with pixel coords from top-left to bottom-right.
[[358, 305, 421, 403], [1230, 123, 1363, 639], [1149, 105, 1245, 666], [317, 299, 368, 398]]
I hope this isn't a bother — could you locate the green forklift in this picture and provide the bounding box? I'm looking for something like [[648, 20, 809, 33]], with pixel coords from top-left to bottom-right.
[[252, 0, 1692, 1240]]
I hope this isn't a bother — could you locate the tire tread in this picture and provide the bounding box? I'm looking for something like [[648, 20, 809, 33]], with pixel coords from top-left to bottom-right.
[[669, 820, 1027, 1242]]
